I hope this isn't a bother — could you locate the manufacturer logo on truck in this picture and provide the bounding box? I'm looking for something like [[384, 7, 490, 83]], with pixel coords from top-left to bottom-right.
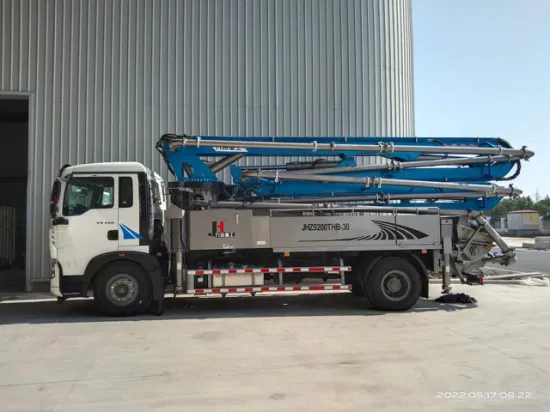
[[119, 224, 144, 240], [209, 220, 235, 238]]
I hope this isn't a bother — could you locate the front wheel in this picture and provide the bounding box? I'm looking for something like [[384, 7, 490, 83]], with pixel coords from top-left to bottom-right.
[[93, 261, 152, 316], [363, 256, 422, 311]]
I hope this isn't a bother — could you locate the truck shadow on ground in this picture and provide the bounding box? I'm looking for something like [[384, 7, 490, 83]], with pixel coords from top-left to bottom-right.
[[0, 292, 478, 325]]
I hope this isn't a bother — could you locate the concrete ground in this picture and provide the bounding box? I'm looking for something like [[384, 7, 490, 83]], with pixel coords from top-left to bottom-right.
[[490, 240, 550, 274], [496, 249, 550, 273], [500, 237, 535, 248], [2, 284, 550, 412]]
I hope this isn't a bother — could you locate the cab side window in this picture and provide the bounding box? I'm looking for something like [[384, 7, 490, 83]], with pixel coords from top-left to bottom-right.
[[119, 177, 133, 208], [63, 177, 114, 216]]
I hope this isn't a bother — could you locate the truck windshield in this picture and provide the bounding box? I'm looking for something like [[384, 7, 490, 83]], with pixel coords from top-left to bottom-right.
[[62, 176, 114, 216]]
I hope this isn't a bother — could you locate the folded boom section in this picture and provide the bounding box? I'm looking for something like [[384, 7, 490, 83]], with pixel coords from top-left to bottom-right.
[[156, 133, 533, 212]]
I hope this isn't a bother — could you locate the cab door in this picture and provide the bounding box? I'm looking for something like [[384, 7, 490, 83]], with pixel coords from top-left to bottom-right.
[[54, 174, 119, 277], [117, 174, 147, 253]]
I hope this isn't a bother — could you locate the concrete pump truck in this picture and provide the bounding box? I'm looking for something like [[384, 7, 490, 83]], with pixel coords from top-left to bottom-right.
[[48, 134, 534, 316]]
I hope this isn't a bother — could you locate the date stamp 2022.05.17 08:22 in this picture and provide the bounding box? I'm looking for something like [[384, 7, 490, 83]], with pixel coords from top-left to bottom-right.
[[437, 392, 532, 400]]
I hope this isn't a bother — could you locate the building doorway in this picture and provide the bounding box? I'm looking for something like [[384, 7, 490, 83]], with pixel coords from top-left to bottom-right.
[[0, 97, 29, 292]]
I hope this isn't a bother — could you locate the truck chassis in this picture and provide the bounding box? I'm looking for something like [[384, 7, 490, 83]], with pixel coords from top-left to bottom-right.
[[49, 133, 532, 316]]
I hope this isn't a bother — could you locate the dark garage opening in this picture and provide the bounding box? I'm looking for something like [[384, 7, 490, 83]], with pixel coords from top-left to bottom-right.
[[0, 98, 29, 292]]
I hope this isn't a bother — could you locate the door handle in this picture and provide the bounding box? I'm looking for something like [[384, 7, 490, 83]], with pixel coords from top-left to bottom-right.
[[107, 230, 118, 240], [52, 217, 69, 226]]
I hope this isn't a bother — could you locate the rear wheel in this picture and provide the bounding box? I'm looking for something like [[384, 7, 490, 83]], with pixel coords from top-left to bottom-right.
[[93, 261, 152, 316], [363, 256, 422, 311], [351, 280, 363, 297]]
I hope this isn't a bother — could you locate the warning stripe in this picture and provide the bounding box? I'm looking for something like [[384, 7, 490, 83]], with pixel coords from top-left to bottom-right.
[[188, 266, 351, 276], [187, 284, 352, 294]]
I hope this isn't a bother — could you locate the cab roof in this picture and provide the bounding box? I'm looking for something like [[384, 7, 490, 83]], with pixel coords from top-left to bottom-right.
[[60, 162, 152, 176]]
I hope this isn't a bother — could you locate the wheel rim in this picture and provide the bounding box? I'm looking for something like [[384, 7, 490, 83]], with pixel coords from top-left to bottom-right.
[[106, 273, 139, 307], [380, 270, 411, 302]]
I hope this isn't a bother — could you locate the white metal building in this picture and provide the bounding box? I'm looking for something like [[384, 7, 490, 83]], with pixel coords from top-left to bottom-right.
[[0, 0, 415, 291]]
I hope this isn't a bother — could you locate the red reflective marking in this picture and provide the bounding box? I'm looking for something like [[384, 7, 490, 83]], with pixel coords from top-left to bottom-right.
[[332, 267, 341, 271], [276, 268, 285, 272], [244, 288, 253, 292], [195, 289, 204, 293], [212, 270, 221, 275], [244, 269, 254, 273], [261, 268, 270, 273], [195, 271, 205, 275], [261, 287, 270, 291], [309, 267, 324, 272], [292, 268, 301, 272], [291, 286, 301, 291], [276, 287, 286, 291], [212, 288, 221, 293], [228, 288, 237, 293], [308, 286, 324, 290], [333, 285, 341, 290]]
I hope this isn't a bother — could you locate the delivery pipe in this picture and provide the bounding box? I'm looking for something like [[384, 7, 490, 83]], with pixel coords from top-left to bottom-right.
[[276, 191, 503, 204], [169, 137, 535, 159], [294, 155, 524, 175], [199, 200, 440, 214], [240, 170, 523, 196]]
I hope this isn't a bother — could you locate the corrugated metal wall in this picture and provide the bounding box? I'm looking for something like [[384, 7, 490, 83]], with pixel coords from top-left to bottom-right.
[[0, 0, 415, 289]]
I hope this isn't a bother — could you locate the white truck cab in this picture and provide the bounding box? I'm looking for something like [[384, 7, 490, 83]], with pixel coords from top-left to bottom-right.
[[49, 162, 167, 315]]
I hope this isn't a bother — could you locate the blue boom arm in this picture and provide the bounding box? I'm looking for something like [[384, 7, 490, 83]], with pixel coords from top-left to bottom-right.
[[156, 134, 533, 211]]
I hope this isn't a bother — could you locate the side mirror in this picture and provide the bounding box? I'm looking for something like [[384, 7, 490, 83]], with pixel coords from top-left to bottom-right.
[[50, 202, 57, 219], [50, 180, 61, 219]]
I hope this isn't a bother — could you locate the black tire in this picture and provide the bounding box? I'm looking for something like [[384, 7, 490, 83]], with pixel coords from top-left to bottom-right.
[[150, 299, 164, 316], [93, 261, 152, 316], [351, 280, 364, 297], [363, 256, 422, 311]]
